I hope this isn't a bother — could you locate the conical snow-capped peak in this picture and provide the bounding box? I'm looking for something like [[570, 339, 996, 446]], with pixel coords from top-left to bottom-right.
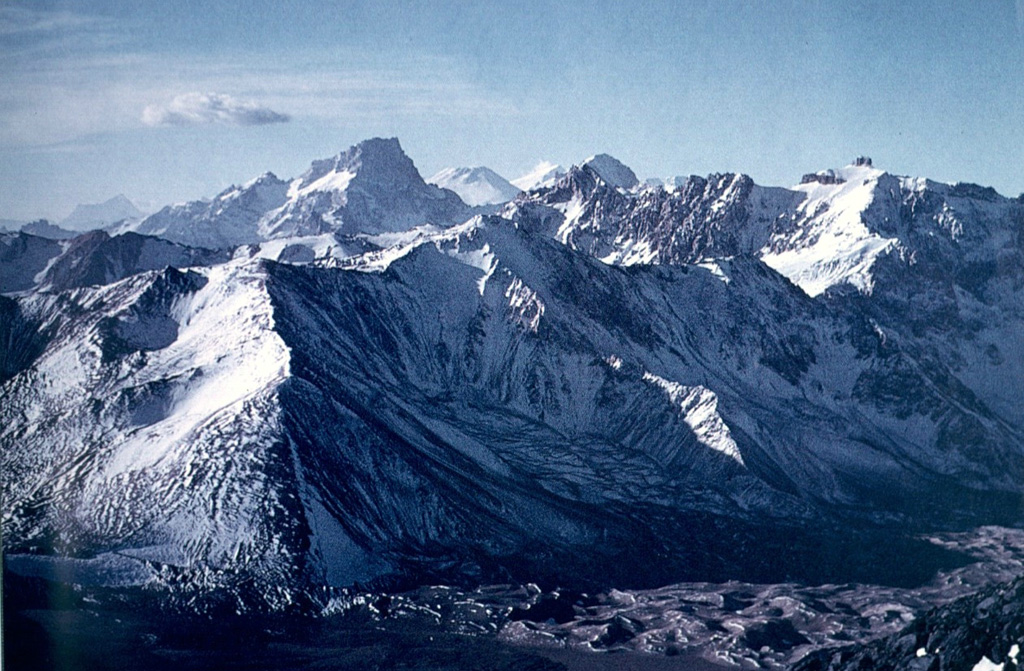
[[427, 166, 521, 206], [512, 161, 566, 191], [582, 154, 639, 190]]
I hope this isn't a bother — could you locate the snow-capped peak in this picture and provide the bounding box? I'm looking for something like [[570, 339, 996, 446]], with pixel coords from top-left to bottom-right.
[[799, 157, 885, 186], [512, 161, 566, 191], [427, 166, 521, 206], [62, 194, 145, 231], [244, 172, 282, 189], [835, 156, 885, 182], [125, 138, 470, 248], [290, 137, 419, 197], [761, 158, 896, 297], [218, 173, 287, 203], [582, 154, 639, 190]]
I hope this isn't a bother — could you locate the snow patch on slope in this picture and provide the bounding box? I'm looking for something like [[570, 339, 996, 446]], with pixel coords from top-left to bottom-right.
[[445, 242, 497, 296], [287, 169, 355, 199], [599, 238, 658, 266], [505, 276, 544, 332], [103, 260, 290, 474], [642, 372, 745, 465], [760, 162, 898, 297]]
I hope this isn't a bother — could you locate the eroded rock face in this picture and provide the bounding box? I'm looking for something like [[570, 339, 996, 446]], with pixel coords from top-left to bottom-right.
[[42, 231, 230, 292]]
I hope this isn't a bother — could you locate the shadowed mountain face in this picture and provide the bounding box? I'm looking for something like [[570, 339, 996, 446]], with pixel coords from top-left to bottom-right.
[[0, 232, 63, 292], [41, 231, 231, 291], [2, 145, 1024, 620], [0, 230, 231, 294]]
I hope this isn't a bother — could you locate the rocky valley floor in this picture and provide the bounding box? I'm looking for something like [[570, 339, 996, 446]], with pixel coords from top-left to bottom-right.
[[6, 525, 1024, 671]]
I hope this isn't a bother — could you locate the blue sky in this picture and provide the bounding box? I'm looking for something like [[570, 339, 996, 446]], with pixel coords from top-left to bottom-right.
[[2, 0, 1023, 221]]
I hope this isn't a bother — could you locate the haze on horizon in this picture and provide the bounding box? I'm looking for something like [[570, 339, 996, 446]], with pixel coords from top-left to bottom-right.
[[2, 0, 1023, 221]]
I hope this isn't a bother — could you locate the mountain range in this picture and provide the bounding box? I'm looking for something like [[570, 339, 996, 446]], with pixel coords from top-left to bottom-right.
[[121, 138, 471, 250], [3, 138, 1024, 643]]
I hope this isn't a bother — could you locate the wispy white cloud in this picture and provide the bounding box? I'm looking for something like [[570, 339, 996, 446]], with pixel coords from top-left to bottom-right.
[[0, 5, 106, 36], [0, 7, 518, 147], [0, 5, 126, 61], [0, 49, 518, 146], [141, 92, 290, 127]]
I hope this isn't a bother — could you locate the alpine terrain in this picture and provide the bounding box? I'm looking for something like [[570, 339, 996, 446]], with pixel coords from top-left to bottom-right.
[[4, 138, 1024, 669]]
